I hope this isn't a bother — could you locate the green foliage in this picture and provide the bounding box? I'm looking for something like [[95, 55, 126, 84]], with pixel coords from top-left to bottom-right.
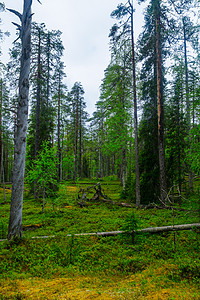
[[121, 172, 136, 201], [122, 210, 138, 232], [189, 125, 200, 175], [26, 142, 58, 208]]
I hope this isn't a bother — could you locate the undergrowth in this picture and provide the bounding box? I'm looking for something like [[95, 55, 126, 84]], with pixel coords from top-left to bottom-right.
[[0, 178, 199, 299]]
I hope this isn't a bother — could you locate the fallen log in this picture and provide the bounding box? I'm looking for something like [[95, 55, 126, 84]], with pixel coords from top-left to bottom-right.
[[140, 203, 200, 212], [1, 223, 199, 242], [64, 223, 200, 237], [76, 182, 132, 208]]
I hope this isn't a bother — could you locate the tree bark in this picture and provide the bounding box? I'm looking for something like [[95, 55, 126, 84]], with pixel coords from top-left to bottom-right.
[[155, 0, 167, 203], [78, 100, 82, 178], [8, 0, 32, 240], [57, 72, 61, 181], [183, 18, 193, 191], [73, 96, 79, 181], [0, 79, 3, 184], [130, 2, 141, 206], [35, 28, 41, 158]]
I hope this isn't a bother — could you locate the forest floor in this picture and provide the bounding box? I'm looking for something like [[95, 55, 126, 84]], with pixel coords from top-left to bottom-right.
[[0, 177, 200, 299]]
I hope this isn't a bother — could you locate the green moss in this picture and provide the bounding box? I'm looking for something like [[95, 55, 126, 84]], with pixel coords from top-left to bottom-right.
[[0, 179, 199, 298]]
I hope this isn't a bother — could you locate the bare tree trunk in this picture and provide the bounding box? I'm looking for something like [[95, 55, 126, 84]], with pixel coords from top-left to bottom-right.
[[121, 149, 126, 189], [46, 32, 50, 106], [73, 97, 79, 181], [8, 0, 32, 240], [0, 79, 2, 181], [78, 102, 82, 178], [156, 0, 167, 203], [57, 73, 61, 181], [130, 1, 141, 206], [60, 133, 64, 181], [35, 28, 41, 158], [183, 19, 193, 191], [1, 144, 6, 203]]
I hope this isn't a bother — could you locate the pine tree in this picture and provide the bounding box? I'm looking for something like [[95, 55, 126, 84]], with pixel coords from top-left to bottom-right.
[[69, 82, 87, 181], [110, 1, 141, 202]]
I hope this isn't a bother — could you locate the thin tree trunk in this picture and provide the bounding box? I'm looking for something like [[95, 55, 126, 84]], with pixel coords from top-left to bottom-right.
[[35, 28, 41, 158], [183, 19, 193, 191], [1, 144, 6, 203], [130, 2, 141, 206], [57, 73, 61, 181], [121, 149, 126, 189], [73, 97, 79, 181], [100, 121, 104, 179], [8, 0, 32, 240], [46, 32, 50, 106], [60, 133, 64, 181], [156, 0, 167, 203], [0, 79, 2, 181], [78, 101, 82, 178], [177, 91, 182, 203]]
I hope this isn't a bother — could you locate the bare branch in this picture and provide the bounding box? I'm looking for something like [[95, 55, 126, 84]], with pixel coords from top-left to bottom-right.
[[7, 8, 22, 21], [13, 36, 20, 43], [12, 22, 21, 31]]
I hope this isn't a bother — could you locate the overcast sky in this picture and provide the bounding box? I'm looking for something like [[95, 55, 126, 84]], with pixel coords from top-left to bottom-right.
[[1, 0, 145, 115]]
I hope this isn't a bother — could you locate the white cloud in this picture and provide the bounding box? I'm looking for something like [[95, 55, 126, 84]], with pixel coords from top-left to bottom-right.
[[1, 0, 145, 115]]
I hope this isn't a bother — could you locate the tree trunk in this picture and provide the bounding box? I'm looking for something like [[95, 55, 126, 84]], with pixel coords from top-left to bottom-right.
[[46, 32, 50, 106], [78, 101, 82, 178], [156, 0, 167, 203], [0, 79, 2, 181], [183, 19, 193, 191], [73, 97, 79, 181], [130, 2, 141, 206], [121, 149, 126, 189], [57, 73, 61, 181], [1, 144, 6, 203], [35, 28, 41, 158], [8, 0, 32, 240]]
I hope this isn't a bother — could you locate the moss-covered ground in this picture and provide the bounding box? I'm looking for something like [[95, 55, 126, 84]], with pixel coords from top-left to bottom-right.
[[0, 177, 199, 299]]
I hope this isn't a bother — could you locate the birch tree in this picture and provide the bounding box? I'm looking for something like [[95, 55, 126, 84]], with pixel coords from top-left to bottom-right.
[[7, 0, 41, 240]]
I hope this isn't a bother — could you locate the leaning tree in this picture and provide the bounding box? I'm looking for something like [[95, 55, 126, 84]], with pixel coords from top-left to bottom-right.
[[7, 0, 41, 240]]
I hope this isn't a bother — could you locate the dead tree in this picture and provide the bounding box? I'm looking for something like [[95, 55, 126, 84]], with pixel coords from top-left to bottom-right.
[[7, 0, 41, 241]]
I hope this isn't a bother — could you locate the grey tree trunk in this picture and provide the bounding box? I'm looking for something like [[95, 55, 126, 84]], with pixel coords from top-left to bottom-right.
[[57, 73, 61, 181], [130, 1, 141, 206], [1, 144, 6, 203], [121, 149, 126, 190], [78, 101, 82, 178], [155, 0, 167, 203], [73, 97, 79, 181], [7, 0, 32, 240], [183, 19, 193, 191], [0, 79, 3, 183], [35, 28, 41, 158]]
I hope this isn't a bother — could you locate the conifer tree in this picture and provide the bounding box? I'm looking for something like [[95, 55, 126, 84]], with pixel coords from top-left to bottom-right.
[[110, 1, 141, 202], [69, 82, 87, 181]]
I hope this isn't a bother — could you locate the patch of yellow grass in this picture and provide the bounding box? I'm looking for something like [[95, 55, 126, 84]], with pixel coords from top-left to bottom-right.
[[1, 269, 199, 300], [66, 186, 77, 192]]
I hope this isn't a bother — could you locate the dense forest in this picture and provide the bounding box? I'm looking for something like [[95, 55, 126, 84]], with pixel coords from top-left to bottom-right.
[[0, 0, 200, 298], [1, 0, 199, 235]]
